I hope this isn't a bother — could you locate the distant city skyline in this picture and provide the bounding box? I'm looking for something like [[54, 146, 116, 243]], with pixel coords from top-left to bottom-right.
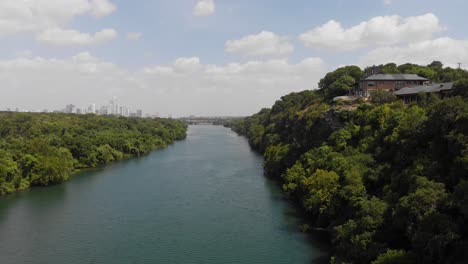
[[1, 96, 162, 119]]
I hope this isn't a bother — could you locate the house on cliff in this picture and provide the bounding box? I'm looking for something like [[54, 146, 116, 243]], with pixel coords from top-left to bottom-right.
[[358, 74, 429, 97], [335, 66, 457, 103]]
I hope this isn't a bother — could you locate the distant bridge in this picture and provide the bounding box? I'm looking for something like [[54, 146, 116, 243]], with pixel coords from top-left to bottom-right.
[[183, 119, 215, 125], [177, 116, 244, 126]]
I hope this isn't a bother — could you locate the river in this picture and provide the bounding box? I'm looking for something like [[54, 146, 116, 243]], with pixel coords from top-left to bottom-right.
[[0, 125, 328, 263]]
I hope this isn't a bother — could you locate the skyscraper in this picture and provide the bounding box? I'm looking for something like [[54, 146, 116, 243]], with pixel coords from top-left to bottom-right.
[[88, 104, 96, 114], [109, 96, 119, 115], [120, 106, 130, 117], [99, 106, 109, 115], [65, 104, 75, 114], [136, 110, 143, 118]]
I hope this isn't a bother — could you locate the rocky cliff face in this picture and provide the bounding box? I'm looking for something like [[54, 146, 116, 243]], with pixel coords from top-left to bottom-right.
[[320, 108, 345, 132]]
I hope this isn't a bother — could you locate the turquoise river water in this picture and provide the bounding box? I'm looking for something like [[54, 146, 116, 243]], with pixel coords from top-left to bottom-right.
[[0, 125, 328, 263]]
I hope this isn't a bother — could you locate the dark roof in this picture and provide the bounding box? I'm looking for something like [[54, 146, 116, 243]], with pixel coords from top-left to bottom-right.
[[394, 83, 454, 96], [364, 74, 428, 81]]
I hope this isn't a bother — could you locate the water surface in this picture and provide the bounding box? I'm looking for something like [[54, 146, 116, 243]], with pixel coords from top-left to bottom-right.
[[0, 125, 328, 263]]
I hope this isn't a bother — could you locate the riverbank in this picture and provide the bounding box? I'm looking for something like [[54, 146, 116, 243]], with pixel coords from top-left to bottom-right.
[[225, 91, 468, 263], [0, 112, 187, 196]]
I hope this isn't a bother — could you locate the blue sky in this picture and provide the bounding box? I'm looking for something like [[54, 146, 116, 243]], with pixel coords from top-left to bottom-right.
[[4, 0, 464, 66], [0, 0, 466, 116]]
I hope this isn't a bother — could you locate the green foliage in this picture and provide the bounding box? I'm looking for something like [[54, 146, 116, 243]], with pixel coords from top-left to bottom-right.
[[302, 169, 340, 213], [96, 144, 123, 164], [394, 63, 437, 80], [227, 65, 468, 263], [318, 66, 364, 100], [370, 90, 397, 104], [283, 162, 307, 192], [30, 147, 74, 186], [394, 177, 448, 227], [453, 78, 468, 97], [328, 75, 357, 97], [0, 150, 21, 195], [264, 144, 291, 178], [380, 63, 400, 74], [372, 249, 415, 264], [0, 113, 187, 194]]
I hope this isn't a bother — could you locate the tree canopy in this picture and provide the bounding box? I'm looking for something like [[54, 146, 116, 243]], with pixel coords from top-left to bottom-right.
[[0, 113, 187, 196]]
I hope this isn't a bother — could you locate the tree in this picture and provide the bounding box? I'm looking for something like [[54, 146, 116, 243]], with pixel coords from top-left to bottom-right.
[[453, 78, 468, 97], [264, 144, 291, 178], [319, 66, 363, 100], [30, 148, 75, 186], [328, 75, 356, 97], [370, 90, 397, 104], [0, 151, 21, 195], [247, 124, 265, 150], [372, 250, 415, 264], [302, 169, 340, 214], [397, 63, 418, 73], [428, 61, 443, 71], [380, 63, 400, 74], [96, 144, 123, 164], [335, 197, 388, 263], [283, 162, 307, 192]]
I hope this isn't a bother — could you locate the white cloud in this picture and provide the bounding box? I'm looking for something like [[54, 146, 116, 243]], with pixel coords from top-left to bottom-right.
[[360, 37, 468, 68], [37, 28, 117, 46], [0, 53, 327, 117], [0, 0, 117, 47], [384, 0, 393, 5], [225, 31, 294, 58], [143, 66, 173, 75], [173, 57, 203, 73], [0, 0, 117, 36], [0, 52, 126, 112], [15, 50, 33, 58], [127, 32, 143, 41], [89, 0, 117, 18], [193, 0, 215, 16], [299, 13, 443, 51]]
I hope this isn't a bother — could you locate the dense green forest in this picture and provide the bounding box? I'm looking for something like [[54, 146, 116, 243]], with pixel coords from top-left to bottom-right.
[[0, 113, 187, 196], [226, 62, 468, 264]]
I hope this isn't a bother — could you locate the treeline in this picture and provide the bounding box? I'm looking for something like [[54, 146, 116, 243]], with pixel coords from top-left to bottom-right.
[[0, 113, 187, 196], [226, 63, 468, 263]]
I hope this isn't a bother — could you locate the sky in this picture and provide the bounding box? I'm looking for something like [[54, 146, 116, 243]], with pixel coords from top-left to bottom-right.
[[0, 0, 467, 117]]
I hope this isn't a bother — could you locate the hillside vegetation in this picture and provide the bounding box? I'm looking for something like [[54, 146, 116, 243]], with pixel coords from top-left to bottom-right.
[[226, 62, 468, 264], [0, 113, 187, 196]]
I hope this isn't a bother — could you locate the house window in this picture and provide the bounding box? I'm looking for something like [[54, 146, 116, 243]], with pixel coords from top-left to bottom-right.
[[367, 81, 376, 87], [395, 81, 404, 89]]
